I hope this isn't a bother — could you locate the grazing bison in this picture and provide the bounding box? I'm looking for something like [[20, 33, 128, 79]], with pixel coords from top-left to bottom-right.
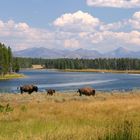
[[77, 87, 95, 96], [46, 89, 55, 96], [18, 85, 38, 94]]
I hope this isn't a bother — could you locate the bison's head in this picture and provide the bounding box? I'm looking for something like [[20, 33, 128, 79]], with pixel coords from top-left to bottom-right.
[[77, 89, 82, 96], [33, 86, 38, 92]]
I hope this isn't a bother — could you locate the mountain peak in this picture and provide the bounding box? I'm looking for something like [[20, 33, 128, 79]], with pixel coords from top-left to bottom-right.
[[14, 47, 140, 59], [14, 47, 101, 59], [115, 47, 130, 53]]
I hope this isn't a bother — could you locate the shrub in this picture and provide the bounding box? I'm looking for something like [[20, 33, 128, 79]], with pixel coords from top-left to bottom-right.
[[0, 104, 14, 113], [20, 105, 27, 112]]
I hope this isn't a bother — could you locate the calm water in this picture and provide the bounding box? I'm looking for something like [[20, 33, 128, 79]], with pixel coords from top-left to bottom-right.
[[0, 69, 140, 93]]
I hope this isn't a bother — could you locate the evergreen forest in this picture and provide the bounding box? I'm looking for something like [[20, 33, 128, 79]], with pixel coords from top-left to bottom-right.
[[0, 43, 19, 75], [17, 57, 140, 70]]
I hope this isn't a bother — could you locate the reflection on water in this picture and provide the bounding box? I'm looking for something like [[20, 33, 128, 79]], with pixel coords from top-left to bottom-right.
[[0, 69, 140, 93], [39, 79, 117, 88]]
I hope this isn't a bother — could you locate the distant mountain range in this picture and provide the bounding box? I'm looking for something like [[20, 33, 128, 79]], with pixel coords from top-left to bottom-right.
[[13, 47, 140, 59]]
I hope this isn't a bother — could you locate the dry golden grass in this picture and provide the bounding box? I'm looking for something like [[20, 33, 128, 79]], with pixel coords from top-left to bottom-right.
[[0, 90, 140, 140]]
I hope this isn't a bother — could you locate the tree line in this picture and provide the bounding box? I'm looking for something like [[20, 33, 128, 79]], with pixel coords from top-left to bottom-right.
[[2, 41, 140, 74], [16, 57, 140, 70], [0, 43, 19, 75]]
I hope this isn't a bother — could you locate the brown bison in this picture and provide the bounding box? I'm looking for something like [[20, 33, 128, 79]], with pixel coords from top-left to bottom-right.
[[46, 89, 55, 96], [77, 87, 95, 96], [18, 85, 38, 94]]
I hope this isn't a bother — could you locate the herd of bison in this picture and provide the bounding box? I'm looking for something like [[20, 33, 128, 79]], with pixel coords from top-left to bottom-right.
[[18, 85, 96, 96]]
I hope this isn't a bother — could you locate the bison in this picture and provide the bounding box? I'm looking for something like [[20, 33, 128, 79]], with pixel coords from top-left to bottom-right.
[[77, 87, 95, 96], [18, 85, 38, 94], [46, 89, 55, 96]]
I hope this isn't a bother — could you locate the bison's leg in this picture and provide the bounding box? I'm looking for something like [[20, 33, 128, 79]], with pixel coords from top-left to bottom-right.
[[92, 90, 95, 96], [47, 92, 53, 96], [20, 87, 23, 94], [28, 91, 32, 94], [79, 92, 82, 96]]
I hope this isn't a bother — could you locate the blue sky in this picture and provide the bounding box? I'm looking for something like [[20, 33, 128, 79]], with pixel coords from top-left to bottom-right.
[[0, 0, 140, 52], [0, 0, 138, 27], [1, 0, 88, 28]]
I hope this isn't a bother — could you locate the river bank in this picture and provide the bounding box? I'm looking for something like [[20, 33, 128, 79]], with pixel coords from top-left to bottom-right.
[[0, 73, 25, 80], [64, 69, 140, 74], [0, 90, 140, 140], [21, 68, 140, 74]]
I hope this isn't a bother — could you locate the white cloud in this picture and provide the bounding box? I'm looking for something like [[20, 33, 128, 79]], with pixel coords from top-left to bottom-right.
[[53, 11, 101, 32], [100, 11, 140, 31], [0, 20, 4, 28], [97, 31, 140, 46], [86, 0, 140, 8], [129, 11, 140, 29], [100, 21, 124, 31], [0, 20, 55, 50], [64, 39, 80, 49], [15, 23, 29, 30], [1, 10, 140, 52]]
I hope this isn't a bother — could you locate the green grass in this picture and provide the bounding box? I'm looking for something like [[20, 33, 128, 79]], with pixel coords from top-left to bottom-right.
[[0, 73, 25, 80], [0, 118, 139, 140]]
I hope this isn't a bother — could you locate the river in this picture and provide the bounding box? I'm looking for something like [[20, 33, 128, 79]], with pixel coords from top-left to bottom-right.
[[0, 69, 140, 93]]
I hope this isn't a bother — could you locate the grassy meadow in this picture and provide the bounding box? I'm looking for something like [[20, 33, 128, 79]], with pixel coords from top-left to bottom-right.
[[0, 90, 140, 140]]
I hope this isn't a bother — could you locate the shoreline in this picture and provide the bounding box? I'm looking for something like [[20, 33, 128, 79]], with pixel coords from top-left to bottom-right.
[[22, 68, 140, 74], [63, 69, 140, 74], [0, 89, 139, 96], [0, 73, 25, 80], [0, 87, 137, 95]]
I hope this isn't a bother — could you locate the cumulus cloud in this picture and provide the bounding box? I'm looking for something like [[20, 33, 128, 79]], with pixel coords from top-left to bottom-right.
[[100, 21, 124, 31], [86, 0, 140, 8], [76, 31, 139, 50], [92, 31, 140, 46], [1, 10, 140, 52], [53, 11, 101, 32], [53, 11, 131, 32], [0, 20, 55, 50], [129, 11, 140, 30], [100, 11, 140, 31]]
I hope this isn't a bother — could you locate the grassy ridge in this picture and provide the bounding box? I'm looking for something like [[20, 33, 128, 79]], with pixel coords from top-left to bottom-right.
[[0, 91, 140, 139]]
